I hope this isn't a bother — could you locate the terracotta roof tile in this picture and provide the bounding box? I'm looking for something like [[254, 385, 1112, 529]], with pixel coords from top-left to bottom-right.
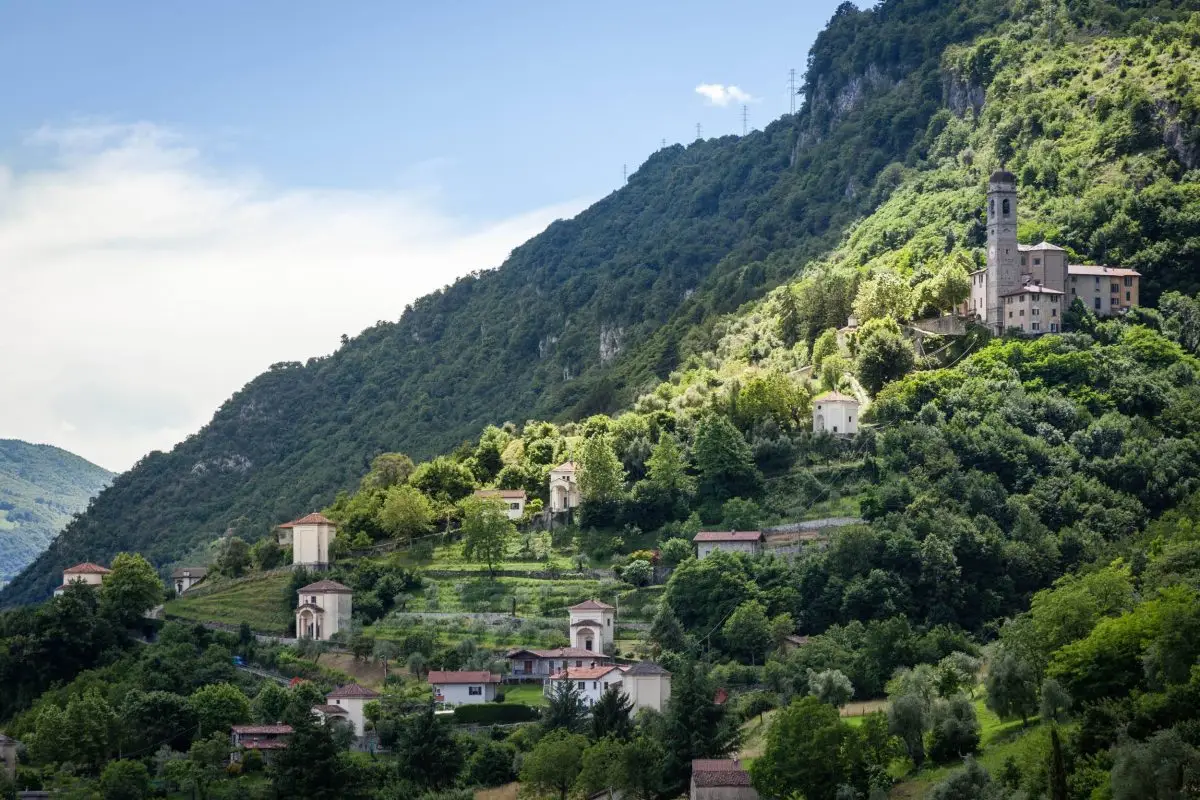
[[313, 704, 348, 714], [292, 512, 335, 525], [1069, 264, 1141, 277], [549, 665, 624, 680], [568, 599, 615, 611], [298, 580, 352, 594], [692, 759, 746, 772], [427, 670, 501, 685], [232, 724, 293, 735], [63, 562, 111, 575], [475, 489, 528, 500], [693, 769, 752, 787], [693, 531, 763, 543], [327, 683, 381, 699]]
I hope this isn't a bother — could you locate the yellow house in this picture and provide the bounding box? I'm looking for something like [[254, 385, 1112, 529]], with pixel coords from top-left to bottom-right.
[[54, 562, 111, 596]]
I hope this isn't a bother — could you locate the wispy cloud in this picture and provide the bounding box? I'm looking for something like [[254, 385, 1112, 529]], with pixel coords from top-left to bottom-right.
[[0, 123, 588, 471], [694, 83, 757, 107]]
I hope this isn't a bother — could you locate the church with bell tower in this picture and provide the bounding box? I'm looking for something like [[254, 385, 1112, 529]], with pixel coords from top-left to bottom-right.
[[985, 170, 1021, 331]]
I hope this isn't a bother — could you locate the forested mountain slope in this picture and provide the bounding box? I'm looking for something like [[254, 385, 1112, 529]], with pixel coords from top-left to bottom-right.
[[0, 441, 112, 584], [6, 0, 1200, 604]]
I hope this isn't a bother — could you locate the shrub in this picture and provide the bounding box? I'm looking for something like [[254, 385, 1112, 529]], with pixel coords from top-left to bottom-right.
[[451, 704, 541, 724]]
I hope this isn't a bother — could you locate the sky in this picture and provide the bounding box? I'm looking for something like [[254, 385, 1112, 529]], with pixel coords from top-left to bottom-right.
[[0, 0, 846, 473]]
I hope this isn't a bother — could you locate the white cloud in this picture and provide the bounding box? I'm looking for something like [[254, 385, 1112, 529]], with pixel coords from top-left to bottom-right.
[[0, 124, 589, 472], [694, 83, 757, 107]]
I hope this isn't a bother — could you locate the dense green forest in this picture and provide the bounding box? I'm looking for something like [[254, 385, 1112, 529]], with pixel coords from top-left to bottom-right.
[[0, 441, 112, 584]]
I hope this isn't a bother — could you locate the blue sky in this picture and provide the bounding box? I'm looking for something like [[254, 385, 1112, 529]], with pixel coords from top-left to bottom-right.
[[0, 0, 845, 471]]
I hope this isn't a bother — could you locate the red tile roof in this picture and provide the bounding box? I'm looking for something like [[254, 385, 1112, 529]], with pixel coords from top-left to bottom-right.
[[569, 599, 615, 611], [326, 683, 381, 699], [549, 665, 624, 681], [427, 670, 501, 685], [552, 461, 578, 472], [692, 759, 746, 772], [1069, 264, 1141, 277], [693, 531, 763, 543], [292, 512, 335, 525], [475, 489, 527, 500], [312, 704, 348, 715], [297, 580, 352, 594], [232, 724, 293, 735], [506, 647, 610, 660], [693, 769, 752, 787], [63, 562, 111, 575]]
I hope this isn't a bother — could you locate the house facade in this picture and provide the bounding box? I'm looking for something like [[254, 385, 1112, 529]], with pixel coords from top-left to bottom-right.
[[1068, 265, 1142, 316], [548, 462, 581, 513], [323, 683, 380, 737], [568, 599, 616, 653], [295, 579, 353, 641], [621, 661, 672, 713], [505, 647, 612, 678], [429, 670, 502, 705], [693, 531, 763, 560], [0, 734, 17, 779], [54, 562, 110, 596], [812, 391, 859, 435], [172, 567, 208, 594], [545, 665, 626, 706], [230, 725, 293, 763], [690, 760, 758, 800], [287, 512, 337, 568], [474, 489, 527, 521]]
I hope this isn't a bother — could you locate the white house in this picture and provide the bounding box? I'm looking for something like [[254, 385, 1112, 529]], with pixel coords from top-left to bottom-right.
[[690, 760, 758, 800], [545, 665, 626, 706], [474, 489, 527, 521], [282, 512, 337, 568], [548, 462, 581, 514], [295, 579, 353, 641], [172, 567, 208, 594], [321, 683, 380, 737], [812, 391, 859, 435], [692, 531, 764, 559], [505, 647, 612, 679], [620, 661, 672, 713], [568, 599, 616, 653], [54, 562, 110, 596], [428, 670, 502, 706]]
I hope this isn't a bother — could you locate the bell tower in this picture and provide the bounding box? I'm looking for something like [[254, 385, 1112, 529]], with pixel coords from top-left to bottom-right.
[[986, 170, 1020, 333]]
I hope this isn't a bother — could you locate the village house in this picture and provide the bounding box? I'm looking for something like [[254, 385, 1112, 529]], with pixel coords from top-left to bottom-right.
[[295, 579, 353, 641], [812, 391, 859, 435], [505, 647, 612, 678], [1069, 265, 1142, 315], [429, 670, 502, 706], [620, 661, 672, 713], [782, 634, 812, 652], [318, 683, 380, 737], [172, 567, 207, 594], [0, 734, 18, 780], [278, 512, 337, 568], [53, 562, 110, 596], [230, 724, 293, 763], [546, 665, 626, 706], [473, 488, 527, 520], [568, 599, 616, 653], [690, 759, 758, 800], [548, 461, 581, 514], [693, 531, 764, 560], [1001, 284, 1064, 334]]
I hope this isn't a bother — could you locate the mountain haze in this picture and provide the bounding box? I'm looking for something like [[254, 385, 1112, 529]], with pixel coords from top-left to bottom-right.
[[0, 440, 113, 584], [6, 0, 1200, 604]]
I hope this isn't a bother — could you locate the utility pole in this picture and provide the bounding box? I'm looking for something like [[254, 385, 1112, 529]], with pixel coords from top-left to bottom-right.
[[742, 105, 749, 135], [789, 68, 797, 114], [661, 138, 667, 148], [696, 122, 702, 140], [622, 163, 627, 183]]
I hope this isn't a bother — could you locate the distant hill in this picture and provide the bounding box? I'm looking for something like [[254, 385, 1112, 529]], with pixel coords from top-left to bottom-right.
[[0, 440, 113, 583]]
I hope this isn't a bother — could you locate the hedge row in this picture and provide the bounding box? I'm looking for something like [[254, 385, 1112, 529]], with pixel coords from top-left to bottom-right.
[[451, 703, 540, 724]]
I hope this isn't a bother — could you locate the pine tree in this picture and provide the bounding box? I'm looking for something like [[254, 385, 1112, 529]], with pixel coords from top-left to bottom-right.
[[591, 684, 635, 741], [661, 659, 739, 793]]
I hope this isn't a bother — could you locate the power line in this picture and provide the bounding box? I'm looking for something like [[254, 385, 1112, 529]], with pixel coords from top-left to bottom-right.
[[661, 138, 667, 148], [696, 122, 702, 141]]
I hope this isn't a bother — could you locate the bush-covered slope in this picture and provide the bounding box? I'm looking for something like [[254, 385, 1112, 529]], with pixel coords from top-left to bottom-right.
[[0, 441, 112, 583], [7, 0, 1200, 605]]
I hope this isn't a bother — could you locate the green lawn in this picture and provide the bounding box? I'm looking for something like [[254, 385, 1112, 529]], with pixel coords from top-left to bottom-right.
[[503, 683, 548, 707], [164, 572, 293, 634]]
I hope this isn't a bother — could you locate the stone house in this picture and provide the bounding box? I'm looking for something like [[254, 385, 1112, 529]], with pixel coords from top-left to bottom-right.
[[54, 562, 110, 596], [172, 567, 208, 594], [230, 724, 292, 763], [473, 489, 527, 521], [428, 670, 502, 706], [692, 531, 763, 560], [568, 599, 616, 653], [295, 579, 353, 641], [548, 462, 581, 513], [1068, 265, 1142, 316], [505, 647, 611, 678], [690, 760, 757, 800], [321, 683, 380, 737], [1001, 285, 1064, 334], [812, 391, 859, 435]]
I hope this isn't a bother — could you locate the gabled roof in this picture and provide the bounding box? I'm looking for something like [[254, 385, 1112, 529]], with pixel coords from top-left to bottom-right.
[[693, 531, 763, 543], [568, 599, 615, 611], [813, 391, 858, 404], [292, 512, 335, 526], [551, 461, 578, 473], [327, 683, 381, 700], [692, 769, 753, 787], [312, 704, 348, 715], [1001, 285, 1063, 297], [298, 580, 352, 594], [475, 489, 528, 500], [785, 634, 812, 646], [232, 724, 293, 735], [428, 670, 501, 685], [549, 665, 624, 681], [63, 562, 111, 575], [692, 759, 746, 772], [570, 619, 604, 628], [625, 661, 671, 677], [1068, 264, 1141, 277], [1018, 241, 1066, 252], [172, 567, 208, 579], [506, 647, 610, 660]]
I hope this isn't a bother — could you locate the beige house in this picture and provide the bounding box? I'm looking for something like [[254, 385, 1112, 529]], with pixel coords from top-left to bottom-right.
[[321, 683, 380, 737], [295, 579, 353, 641], [693, 531, 763, 560], [283, 512, 337, 569], [505, 647, 612, 678], [0, 734, 17, 780], [474, 489, 527, 520], [1068, 265, 1142, 316], [1001, 285, 1065, 334], [620, 661, 672, 713], [568, 599, 615, 653], [549, 461, 581, 513], [54, 562, 110, 596], [172, 567, 208, 594], [690, 760, 757, 800], [812, 391, 859, 435], [429, 670, 502, 706], [230, 725, 292, 763]]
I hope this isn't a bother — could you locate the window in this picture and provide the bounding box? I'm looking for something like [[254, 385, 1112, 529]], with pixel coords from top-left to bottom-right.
[[469, 686, 482, 696], [1032, 308, 1039, 316], [607, 619, 611, 626], [1124, 277, 1133, 287], [1003, 198, 1011, 215], [1071, 276, 1077, 282], [577, 681, 586, 690], [510, 502, 519, 510], [989, 198, 995, 217], [1032, 322, 1041, 331], [1051, 323, 1059, 332], [1008, 311, 1013, 319], [1071, 288, 1077, 296], [1111, 283, 1119, 293], [1094, 297, 1102, 310], [1095, 277, 1100, 286], [309, 596, 316, 604], [1126, 291, 1131, 301], [1021, 255, 1027, 266], [575, 660, 582, 667], [1052, 308, 1058, 317], [1034, 257, 1041, 266], [593, 681, 598, 689], [1019, 310, 1025, 317]]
